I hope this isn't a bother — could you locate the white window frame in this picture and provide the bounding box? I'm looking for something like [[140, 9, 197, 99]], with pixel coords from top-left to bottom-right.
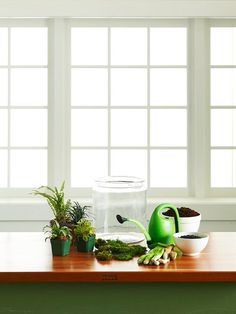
[[0, 18, 236, 200], [66, 18, 190, 198]]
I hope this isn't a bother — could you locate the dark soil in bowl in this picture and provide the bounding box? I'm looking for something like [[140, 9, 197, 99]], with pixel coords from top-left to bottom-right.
[[163, 207, 200, 217], [180, 235, 202, 239]]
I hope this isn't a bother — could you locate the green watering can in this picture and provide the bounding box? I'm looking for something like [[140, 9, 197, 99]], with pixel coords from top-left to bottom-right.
[[116, 203, 180, 247]]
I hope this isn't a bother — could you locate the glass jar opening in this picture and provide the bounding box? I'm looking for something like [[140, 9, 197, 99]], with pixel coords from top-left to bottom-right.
[[94, 176, 145, 189]]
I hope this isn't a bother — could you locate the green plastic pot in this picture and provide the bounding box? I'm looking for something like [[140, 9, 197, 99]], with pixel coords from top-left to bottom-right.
[[76, 235, 95, 252], [50, 238, 71, 256]]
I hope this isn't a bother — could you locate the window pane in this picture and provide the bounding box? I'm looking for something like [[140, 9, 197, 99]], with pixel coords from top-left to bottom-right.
[[211, 69, 236, 106], [0, 109, 8, 147], [0, 69, 8, 106], [111, 28, 147, 65], [0, 150, 7, 187], [11, 28, 48, 65], [111, 109, 147, 146], [71, 69, 108, 106], [150, 69, 187, 106], [71, 27, 108, 65], [111, 69, 147, 106], [11, 69, 47, 106], [211, 28, 236, 65], [150, 109, 187, 146], [71, 149, 107, 187], [211, 109, 236, 146], [211, 150, 233, 187], [0, 28, 8, 65], [150, 27, 186, 65], [150, 149, 187, 187], [10, 149, 47, 187], [71, 109, 108, 146], [111, 149, 147, 180], [10, 109, 47, 147]]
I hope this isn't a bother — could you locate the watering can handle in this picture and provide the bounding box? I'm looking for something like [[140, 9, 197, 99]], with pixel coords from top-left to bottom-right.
[[157, 203, 180, 233]]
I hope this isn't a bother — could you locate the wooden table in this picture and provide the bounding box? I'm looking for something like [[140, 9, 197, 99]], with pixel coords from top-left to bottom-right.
[[0, 232, 236, 313], [0, 232, 236, 282]]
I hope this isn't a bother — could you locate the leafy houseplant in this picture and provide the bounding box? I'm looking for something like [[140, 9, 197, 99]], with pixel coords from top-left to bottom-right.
[[44, 220, 72, 256], [32, 181, 71, 226], [68, 202, 92, 226], [74, 219, 96, 252], [67, 202, 92, 245]]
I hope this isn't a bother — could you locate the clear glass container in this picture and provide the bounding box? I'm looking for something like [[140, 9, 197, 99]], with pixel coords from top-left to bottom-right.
[[93, 176, 146, 233]]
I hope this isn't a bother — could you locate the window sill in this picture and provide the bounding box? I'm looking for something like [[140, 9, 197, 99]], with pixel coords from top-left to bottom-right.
[[0, 197, 235, 221]]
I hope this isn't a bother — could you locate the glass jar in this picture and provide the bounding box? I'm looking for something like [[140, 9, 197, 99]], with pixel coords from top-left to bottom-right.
[[93, 176, 146, 234]]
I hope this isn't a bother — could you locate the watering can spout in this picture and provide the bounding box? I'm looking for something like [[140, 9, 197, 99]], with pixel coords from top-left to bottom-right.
[[116, 215, 152, 243]]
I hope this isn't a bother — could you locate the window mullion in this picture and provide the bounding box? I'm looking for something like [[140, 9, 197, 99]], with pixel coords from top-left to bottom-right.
[[108, 27, 111, 176], [190, 19, 210, 198], [7, 27, 11, 188], [48, 18, 67, 187]]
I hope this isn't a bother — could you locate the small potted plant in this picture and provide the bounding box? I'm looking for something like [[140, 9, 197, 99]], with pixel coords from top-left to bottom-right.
[[67, 202, 92, 245], [44, 220, 72, 256], [74, 219, 96, 252], [32, 181, 71, 226]]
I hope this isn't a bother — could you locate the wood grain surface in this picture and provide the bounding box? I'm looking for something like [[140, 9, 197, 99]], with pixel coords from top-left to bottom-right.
[[0, 232, 235, 282]]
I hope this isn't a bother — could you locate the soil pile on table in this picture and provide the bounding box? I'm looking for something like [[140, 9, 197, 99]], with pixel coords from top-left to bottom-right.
[[163, 207, 200, 217]]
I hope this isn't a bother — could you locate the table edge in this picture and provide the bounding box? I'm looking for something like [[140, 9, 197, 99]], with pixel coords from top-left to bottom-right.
[[1, 270, 236, 282]]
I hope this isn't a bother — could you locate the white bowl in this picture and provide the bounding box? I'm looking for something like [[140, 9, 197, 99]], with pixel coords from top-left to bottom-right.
[[173, 232, 209, 256], [179, 214, 201, 232]]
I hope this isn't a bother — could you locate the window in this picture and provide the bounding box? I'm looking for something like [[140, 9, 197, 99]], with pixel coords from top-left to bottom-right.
[[70, 21, 188, 194], [0, 21, 48, 192], [211, 26, 236, 188], [1, 18, 236, 199]]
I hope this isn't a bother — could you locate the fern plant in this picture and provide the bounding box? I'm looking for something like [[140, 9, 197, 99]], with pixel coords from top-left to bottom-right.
[[43, 220, 72, 241], [74, 219, 95, 241], [32, 181, 71, 225]]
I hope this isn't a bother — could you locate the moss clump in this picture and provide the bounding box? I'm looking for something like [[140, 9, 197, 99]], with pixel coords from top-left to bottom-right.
[[95, 251, 113, 261], [113, 253, 133, 261], [95, 239, 146, 262], [95, 238, 107, 249], [130, 245, 147, 256]]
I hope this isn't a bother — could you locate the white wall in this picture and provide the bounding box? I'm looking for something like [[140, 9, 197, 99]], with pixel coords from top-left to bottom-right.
[[0, 0, 236, 18]]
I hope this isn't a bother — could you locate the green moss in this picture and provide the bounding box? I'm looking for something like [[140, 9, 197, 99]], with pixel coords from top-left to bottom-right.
[[95, 238, 107, 249], [130, 245, 147, 256], [113, 253, 133, 261], [94, 239, 146, 262], [96, 251, 113, 261]]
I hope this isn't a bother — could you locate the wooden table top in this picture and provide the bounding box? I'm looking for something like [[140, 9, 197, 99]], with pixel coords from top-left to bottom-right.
[[0, 232, 235, 282]]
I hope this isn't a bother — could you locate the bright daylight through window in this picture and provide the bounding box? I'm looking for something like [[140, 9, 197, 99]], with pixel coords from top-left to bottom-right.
[[211, 27, 236, 187], [0, 25, 48, 188], [70, 25, 187, 189], [1, 19, 236, 197]]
